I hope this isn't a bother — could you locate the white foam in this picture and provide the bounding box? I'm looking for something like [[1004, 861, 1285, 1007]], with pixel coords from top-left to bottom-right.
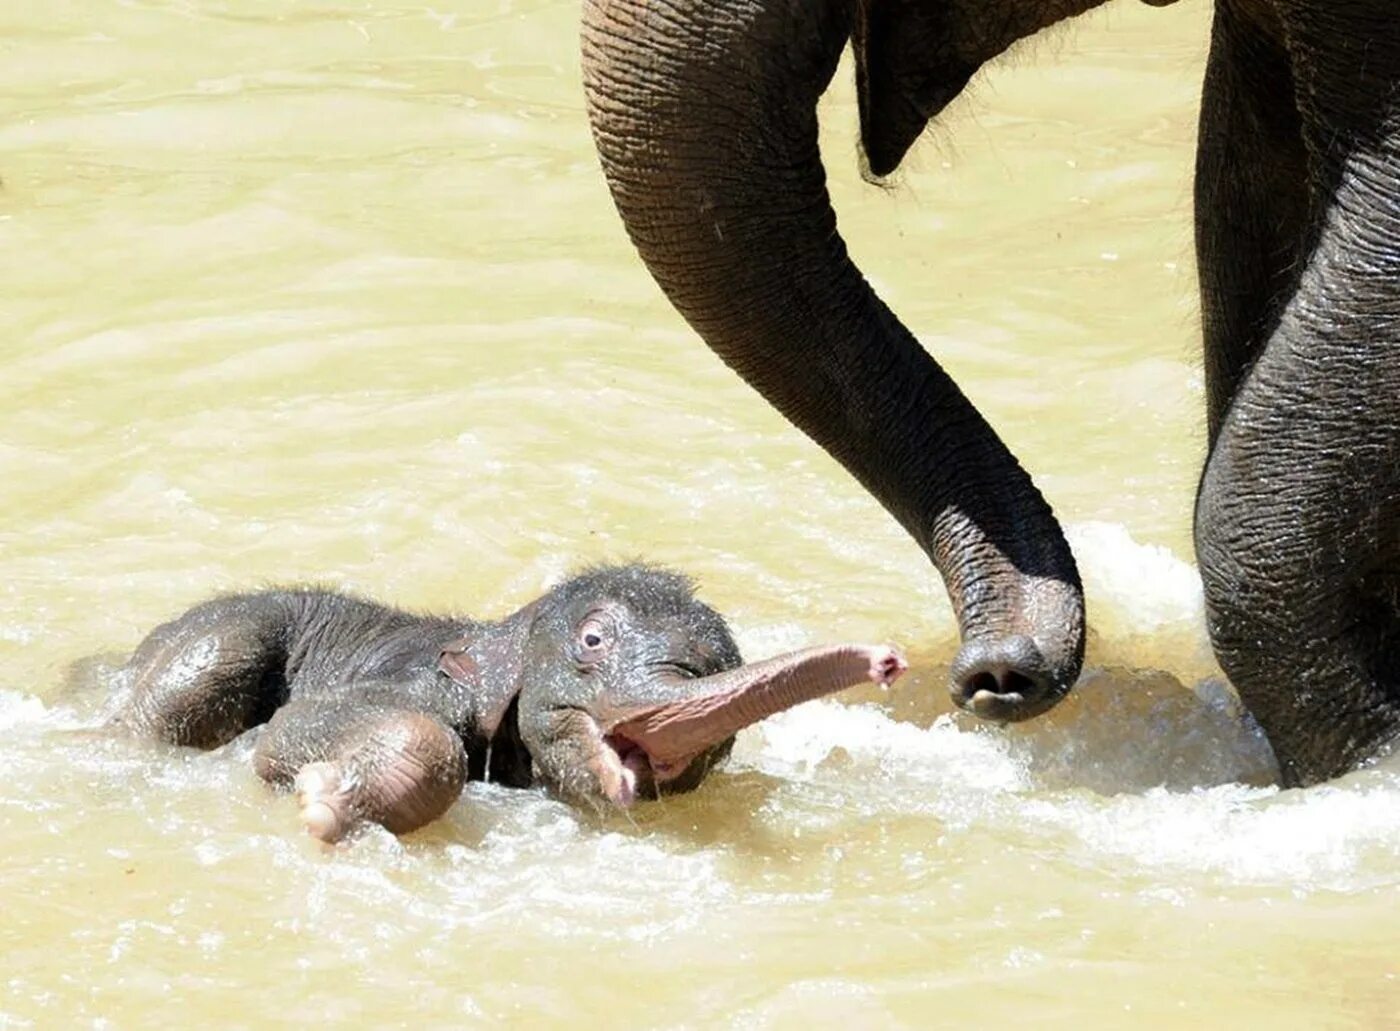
[[1022, 773, 1400, 889], [1066, 520, 1204, 631], [737, 701, 1028, 795], [0, 690, 49, 730], [728, 694, 1400, 890]]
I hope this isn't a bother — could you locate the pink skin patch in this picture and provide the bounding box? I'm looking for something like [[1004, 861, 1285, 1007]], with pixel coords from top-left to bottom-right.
[[294, 762, 352, 842], [585, 739, 638, 808], [604, 730, 687, 791]]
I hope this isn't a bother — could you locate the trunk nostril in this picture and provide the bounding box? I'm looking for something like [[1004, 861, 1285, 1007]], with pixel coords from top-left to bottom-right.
[[967, 670, 1000, 697], [949, 634, 1069, 722], [966, 668, 1038, 699]]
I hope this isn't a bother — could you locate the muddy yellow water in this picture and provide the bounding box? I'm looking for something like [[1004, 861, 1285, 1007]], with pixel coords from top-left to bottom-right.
[[1, 1, 1396, 1027]]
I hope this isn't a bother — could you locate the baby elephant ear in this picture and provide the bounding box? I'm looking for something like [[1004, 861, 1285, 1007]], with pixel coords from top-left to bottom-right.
[[437, 638, 480, 686], [437, 638, 519, 741]]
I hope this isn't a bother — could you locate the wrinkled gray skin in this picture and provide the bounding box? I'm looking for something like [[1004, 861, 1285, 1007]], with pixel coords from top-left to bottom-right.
[[109, 564, 905, 840], [582, 0, 1400, 784]]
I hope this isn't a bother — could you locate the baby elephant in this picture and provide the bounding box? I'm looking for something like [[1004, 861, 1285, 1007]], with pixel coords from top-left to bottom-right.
[[108, 564, 905, 841]]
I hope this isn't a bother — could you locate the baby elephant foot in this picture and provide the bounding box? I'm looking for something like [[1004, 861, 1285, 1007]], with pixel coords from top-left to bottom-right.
[[294, 762, 358, 843], [258, 703, 470, 840]]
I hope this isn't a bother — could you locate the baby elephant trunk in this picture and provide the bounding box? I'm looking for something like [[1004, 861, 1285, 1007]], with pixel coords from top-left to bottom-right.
[[612, 644, 906, 771]]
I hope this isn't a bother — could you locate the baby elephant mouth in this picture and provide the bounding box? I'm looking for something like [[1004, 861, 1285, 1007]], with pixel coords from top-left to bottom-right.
[[598, 727, 699, 802], [597, 731, 665, 807], [593, 643, 907, 807]]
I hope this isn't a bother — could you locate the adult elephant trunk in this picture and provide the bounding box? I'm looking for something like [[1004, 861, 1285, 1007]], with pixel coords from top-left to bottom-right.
[[582, 0, 1084, 720]]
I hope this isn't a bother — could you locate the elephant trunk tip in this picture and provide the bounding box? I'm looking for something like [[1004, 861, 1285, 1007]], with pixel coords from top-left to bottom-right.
[[948, 635, 1069, 723], [870, 647, 909, 685]]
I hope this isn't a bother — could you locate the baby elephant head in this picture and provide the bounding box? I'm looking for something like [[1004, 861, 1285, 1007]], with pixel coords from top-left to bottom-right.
[[514, 564, 905, 810]]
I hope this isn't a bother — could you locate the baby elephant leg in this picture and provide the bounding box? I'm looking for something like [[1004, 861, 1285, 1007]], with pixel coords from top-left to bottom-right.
[[253, 701, 468, 842], [111, 594, 291, 748]]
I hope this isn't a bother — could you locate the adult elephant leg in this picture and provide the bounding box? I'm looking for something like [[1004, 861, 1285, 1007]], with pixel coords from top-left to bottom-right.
[[1194, 1, 1308, 442], [583, 0, 1085, 720], [1196, 0, 1400, 784]]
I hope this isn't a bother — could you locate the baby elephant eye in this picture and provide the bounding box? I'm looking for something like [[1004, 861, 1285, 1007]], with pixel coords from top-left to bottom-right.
[[575, 613, 615, 661]]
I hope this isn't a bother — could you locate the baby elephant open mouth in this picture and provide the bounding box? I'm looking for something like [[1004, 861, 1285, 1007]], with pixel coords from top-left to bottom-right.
[[106, 563, 906, 841]]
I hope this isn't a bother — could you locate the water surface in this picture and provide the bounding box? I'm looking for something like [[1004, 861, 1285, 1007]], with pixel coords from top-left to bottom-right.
[[1, 2, 1397, 1027]]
